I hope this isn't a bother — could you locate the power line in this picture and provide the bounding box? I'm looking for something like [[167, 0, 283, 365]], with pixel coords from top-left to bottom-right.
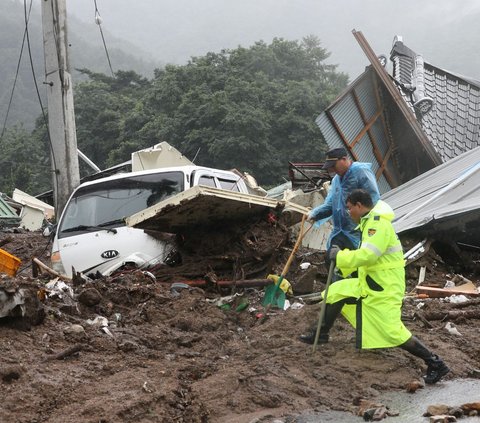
[[94, 0, 115, 77], [0, 0, 33, 140]]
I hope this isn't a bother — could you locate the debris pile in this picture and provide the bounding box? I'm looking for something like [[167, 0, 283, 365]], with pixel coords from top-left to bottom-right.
[[147, 216, 290, 285], [1, 229, 480, 422]]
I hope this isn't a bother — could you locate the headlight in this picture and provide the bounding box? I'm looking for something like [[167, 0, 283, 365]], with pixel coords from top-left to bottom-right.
[[50, 251, 66, 275]]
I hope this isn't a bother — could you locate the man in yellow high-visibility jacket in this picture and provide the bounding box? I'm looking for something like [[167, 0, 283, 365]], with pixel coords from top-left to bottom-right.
[[312, 189, 449, 385]]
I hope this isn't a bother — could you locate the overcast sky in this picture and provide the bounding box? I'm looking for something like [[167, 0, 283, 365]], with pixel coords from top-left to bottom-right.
[[67, 0, 480, 79]]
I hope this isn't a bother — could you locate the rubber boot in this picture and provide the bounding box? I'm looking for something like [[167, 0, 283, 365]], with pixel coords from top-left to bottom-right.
[[400, 336, 450, 384], [298, 327, 329, 345], [424, 355, 450, 384], [298, 301, 344, 345]]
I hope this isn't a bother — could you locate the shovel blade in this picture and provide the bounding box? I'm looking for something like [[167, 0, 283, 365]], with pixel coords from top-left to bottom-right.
[[262, 284, 286, 308]]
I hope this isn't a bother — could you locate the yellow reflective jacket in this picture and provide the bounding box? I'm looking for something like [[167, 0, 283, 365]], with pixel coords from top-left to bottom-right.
[[327, 200, 411, 349]]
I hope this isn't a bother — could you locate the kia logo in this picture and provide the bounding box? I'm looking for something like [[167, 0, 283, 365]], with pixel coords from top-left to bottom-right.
[[101, 250, 119, 259]]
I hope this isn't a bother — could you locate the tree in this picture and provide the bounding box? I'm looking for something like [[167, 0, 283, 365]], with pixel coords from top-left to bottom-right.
[[73, 69, 151, 170], [1, 36, 348, 195], [0, 125, 50, 195], [129, 36, 348, 185]]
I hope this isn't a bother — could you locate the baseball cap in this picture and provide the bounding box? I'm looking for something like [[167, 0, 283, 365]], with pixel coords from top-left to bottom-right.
[[322, 147, 348, 170]]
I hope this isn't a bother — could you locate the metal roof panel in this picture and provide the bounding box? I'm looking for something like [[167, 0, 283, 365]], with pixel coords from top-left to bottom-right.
[[382, 147, 480, 233], [0, 197, 18, 219]]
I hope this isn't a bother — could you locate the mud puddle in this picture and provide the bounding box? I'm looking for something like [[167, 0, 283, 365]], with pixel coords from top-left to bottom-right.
[[295, 379, 480, 422], [380, 378, 480, 421]]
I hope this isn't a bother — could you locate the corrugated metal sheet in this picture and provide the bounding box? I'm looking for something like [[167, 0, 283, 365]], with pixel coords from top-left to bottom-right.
[[330, 94, 365, 142], [382, 146, 480, 234], [376, 174, 390, 195], [370, 120, 389, 157], [316, 70, 397, 194], [355, 77, 377, 119], [0, 197, 18, 219], [315, 113, 344, 150], [0, 196, 20, 226]]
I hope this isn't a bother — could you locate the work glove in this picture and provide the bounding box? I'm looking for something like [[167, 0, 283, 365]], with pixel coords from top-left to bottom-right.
[[328, 245, 341, 262], [266, 274, 293, 295]]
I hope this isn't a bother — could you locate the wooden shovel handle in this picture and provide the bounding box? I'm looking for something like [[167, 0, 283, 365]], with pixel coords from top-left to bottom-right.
[[279, 214, 308, 277]]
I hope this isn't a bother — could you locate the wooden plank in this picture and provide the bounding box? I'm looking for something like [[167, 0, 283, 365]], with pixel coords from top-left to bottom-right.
[[349, 107, 382, 149], [352, 89, 396, 187], [415, 285, 480, 298]]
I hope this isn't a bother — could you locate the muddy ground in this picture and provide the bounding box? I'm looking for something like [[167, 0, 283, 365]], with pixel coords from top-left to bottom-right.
[[1, 228, 480, 423]]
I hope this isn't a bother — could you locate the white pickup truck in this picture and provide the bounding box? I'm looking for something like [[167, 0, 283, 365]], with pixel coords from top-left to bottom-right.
[[50, 165, 249, 277]]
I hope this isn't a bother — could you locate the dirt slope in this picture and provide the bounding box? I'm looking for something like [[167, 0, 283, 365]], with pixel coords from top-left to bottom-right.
[[0, 230, 479, 423]]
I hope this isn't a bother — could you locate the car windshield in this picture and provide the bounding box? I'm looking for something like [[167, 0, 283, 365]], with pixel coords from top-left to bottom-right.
[[58, 171, 184, 238]]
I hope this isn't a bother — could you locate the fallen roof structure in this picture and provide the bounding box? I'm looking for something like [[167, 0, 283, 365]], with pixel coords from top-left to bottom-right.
[[381, 146, 480, 243], [126, 185, 309, 233], [0, 195, 21, 227], [316, 30, 480, 193]]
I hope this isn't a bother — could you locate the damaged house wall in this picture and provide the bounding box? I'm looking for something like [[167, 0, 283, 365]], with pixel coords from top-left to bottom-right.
[[315, 66, 435, 193]]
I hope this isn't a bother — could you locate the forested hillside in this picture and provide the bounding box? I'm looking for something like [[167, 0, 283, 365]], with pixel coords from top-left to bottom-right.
[[0, 0, 158, 130], [0, 37, 348, 195]]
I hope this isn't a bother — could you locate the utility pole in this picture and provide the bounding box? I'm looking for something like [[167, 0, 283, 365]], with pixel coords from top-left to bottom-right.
[[41, 0, 80, 216]]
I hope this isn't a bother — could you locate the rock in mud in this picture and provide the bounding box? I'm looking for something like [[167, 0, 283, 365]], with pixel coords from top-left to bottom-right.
[[77, 287, 102, 306], [0, 365, 22, 383]]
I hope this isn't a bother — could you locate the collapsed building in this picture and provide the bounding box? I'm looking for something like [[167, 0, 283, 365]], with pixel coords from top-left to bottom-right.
[[314, 30, 480, 247], [315, 30, 480, 194], [2, 31, 480, 423], [3, 31, 480, 291]]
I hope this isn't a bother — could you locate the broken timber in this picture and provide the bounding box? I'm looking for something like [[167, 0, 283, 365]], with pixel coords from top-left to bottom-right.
[[165, 278, 274, 289], [32, 257, 72, 282], [415, 284, 479, 298], [422, 309, 480, 322], [126, 185, 309, 233]]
